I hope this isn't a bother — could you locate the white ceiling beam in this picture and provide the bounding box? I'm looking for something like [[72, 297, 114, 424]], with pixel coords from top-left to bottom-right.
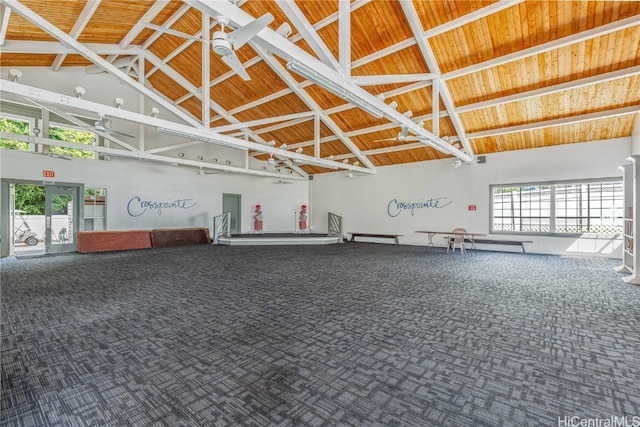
[[350, 1, 524, 71], [27, 100, 139, 152], [141, 4, 191, 50], [443, 15, 640, 82], [214, 112, 316, 133], [352, 73, 437, 86], [276, 0, 342, 71], [85, 56, 136, 74], [423, 0, 524, 38], [399, 0, 475, 159], [201, 11, 210, 127], [338, 0, 350, 76], [467, 105, 640, 139], [0, 3, 11, 46], [146, 140, 202, 154], [2, 0, 200, 128], [255, 47, 376, 173], [226, 87, 294, 116], [457, 65, 640, 114], [184, 0, 470, 162], [0, 40, 142, 55], [337, 142, 425, 158], [51, 0, 101, 72], [120, 0, 170, 50], [431, 78, 440, 138], [240, 116, 313, 138], [0, 131, 306, 179], [0, 80, 364, 173]]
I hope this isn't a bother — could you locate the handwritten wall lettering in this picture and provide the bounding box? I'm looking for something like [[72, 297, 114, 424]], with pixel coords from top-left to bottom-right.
[[387, 197, 452, 217], [127, 196, 198, 217]]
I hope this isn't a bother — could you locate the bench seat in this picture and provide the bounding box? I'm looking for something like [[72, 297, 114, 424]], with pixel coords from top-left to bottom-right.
[[350, 232, 402, 245], [464, 238, 533, 253]]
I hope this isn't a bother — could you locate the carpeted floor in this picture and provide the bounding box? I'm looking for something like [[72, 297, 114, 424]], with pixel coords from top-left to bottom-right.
[[1, 243, 639, 426]]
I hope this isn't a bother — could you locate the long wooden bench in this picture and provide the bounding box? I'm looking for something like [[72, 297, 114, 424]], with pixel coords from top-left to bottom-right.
[[77, 230, 152, 253], [464, 238, 533, 253], [350, 232, 402, 245]]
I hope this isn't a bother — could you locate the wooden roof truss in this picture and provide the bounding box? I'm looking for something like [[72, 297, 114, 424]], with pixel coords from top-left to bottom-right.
[[0, 0, 638, 178]]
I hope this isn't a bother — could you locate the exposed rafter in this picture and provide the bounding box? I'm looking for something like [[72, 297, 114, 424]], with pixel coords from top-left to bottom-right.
[[399, 0, 475, 159], [466, 105, 640, 139], [2, 0, 200, 128], [51, 0, 101, 72], [184, 0, 471, 162], [442, 14, 640, 82]]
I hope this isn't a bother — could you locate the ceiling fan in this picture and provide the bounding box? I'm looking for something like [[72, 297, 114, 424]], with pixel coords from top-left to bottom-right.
[[143, 13, 274, 81], [94, 116, 134, 138]]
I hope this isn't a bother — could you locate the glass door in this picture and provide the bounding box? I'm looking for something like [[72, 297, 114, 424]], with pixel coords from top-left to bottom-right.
[[45, 185, 80, 253], [8, 183, 15, 256]]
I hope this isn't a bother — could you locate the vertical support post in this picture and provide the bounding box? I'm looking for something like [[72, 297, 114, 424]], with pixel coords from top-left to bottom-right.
[[338, 0, 350, 77], [202, 12, 211, 127]]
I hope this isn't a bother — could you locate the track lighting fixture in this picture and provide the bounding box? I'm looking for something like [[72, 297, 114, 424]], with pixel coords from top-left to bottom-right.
[[268, 155, 276, 165], [212, 158, 218, 163], [32, 128, 40, 136], [225, 160, 231, 165], [73, 86, 86, 98], [178, 153, 184, 157], [197, 155, 204, 160], [113, 97, 125, 108], [8, 68, 22, 82], [387, 100, 398, 110], [150, 107, 160, 117]]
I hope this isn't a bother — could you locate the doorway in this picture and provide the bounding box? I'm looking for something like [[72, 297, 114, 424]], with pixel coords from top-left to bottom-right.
[[1, 180, 82, 257], [222, 193, 241, 235]]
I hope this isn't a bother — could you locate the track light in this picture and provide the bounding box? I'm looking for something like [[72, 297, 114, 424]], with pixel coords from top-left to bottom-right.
[[197, 155, 204, 160], [295, 147, 303, 154], [225, 160, 231, 165], [8, 68, 22, 82], [178, 152, 184, 157], [266, 140, 276, 146], [402, 110, 413, 118], [212, 158, 218, 163], [268, 155, 276, 165], [286, 61, 383, 119], [342, 159, 349, 164], [32, 128, 40, 136], [73, 86, 86, 98], [150, 107, 160, 117], [387, 100, 398, 110], [353, 161, 360, 167], [113, 97, 125, 108], [280, 143, 288, 149], [327, 155, 334, 160]]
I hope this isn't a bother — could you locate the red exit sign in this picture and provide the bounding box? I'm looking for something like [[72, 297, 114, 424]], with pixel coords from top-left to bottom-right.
[[43, 170, 55, 178], [468, 205, 477, 211]]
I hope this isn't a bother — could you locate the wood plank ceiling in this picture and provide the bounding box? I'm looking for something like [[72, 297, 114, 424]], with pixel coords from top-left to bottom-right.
[[0, 0, 639, 177]]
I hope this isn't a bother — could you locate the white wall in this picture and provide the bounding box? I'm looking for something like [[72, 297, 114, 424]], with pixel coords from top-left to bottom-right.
[[311, 137, 632, 257], [1, 149, 309, 235]]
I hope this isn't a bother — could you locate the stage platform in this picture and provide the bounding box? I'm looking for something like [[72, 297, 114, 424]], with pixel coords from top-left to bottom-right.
[[217, 233, 341, 246]]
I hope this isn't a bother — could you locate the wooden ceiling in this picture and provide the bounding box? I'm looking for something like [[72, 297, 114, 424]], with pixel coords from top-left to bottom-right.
[[1, 0, 639, 176]]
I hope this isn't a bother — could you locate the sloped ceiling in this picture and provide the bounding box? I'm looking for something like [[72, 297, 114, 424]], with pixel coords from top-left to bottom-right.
[[0, 0, 639, 178]]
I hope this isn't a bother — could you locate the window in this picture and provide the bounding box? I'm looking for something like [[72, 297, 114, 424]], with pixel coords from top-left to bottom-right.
[[84, 188, 107, 231], [491, 179, 623, 235]]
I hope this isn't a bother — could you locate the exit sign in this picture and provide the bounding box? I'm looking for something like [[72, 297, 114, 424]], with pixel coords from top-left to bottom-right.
[[468, 205, 477, 211], [43, 170, 55, 178]]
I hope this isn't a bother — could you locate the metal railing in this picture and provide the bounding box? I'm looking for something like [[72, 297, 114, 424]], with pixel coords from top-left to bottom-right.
[[212, 212, 231, 244], [328, 212, 343, 243]]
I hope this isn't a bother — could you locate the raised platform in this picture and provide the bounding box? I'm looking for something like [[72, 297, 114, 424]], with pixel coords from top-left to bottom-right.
[[217, 233, 341, 246]]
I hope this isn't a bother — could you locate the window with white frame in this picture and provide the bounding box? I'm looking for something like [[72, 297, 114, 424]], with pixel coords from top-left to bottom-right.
[[491, 179, 623, 235]]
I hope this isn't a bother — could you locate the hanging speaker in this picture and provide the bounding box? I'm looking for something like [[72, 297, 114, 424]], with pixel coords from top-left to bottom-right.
[[477, 155, 486, 164]]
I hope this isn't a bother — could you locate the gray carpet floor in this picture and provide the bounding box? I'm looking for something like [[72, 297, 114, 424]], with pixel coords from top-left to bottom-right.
[[1, 243, 639, 426]]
